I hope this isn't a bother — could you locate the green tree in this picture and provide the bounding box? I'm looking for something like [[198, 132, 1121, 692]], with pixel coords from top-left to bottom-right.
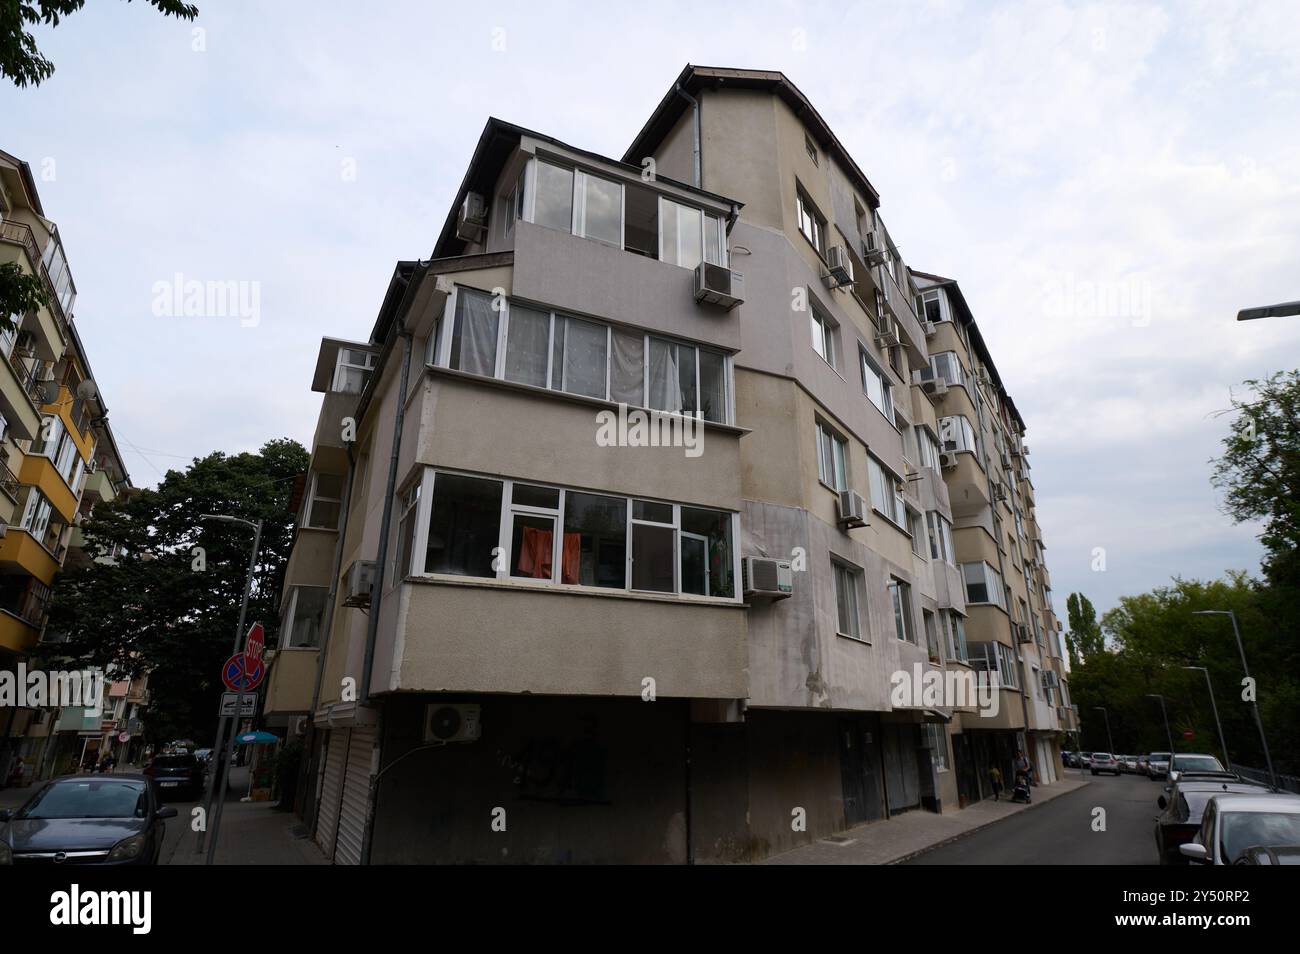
[[2, 0, 198, 88], [1065, 592, 1104, 667], [44, 438, 308, 745], [0, 261, 47, 334]]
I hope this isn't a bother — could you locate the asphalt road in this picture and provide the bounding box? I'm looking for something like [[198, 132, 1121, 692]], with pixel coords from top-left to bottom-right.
[[907, 771, 1167, 865]]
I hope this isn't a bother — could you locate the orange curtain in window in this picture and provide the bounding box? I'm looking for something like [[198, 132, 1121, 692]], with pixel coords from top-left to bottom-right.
[[517, 526, 553, 578]]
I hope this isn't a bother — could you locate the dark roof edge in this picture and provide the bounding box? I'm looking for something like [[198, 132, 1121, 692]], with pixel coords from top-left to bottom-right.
[[622, 65, 881, 208], [910, 267, 1026, 433], [0, 149, 46, 217]]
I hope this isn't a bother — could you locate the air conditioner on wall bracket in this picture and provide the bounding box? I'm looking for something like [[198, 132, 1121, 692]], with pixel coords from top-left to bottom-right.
[[694, 262, 744, 310], [742, 557, 793, 600]]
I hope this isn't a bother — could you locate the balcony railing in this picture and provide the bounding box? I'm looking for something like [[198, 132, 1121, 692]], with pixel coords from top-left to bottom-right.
[[0, 220, 72, 335], [0, 455, 19, 500]]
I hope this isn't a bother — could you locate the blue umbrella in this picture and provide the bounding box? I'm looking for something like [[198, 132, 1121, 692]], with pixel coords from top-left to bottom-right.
[[234, 731, 278, 745]]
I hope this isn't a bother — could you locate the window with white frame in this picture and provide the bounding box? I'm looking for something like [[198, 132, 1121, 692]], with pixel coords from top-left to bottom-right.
[[926, 511, 955, 564], [860, 349, 893, 423], [924, 723, 949, 770], [961, 561, 1006, 608], [943, 610, 968, 662], [867, 455, 905, 526], [815, 420, 848, 492], [996, 642, 1020, 690], [304, 473, 343, 530], [20, 487, 53, 541], [930, 351, 963, 388], [833, 560, 863, 640], [795, 185, 825, 253], [923, 608, 941, 659], [889, 577, 916, 643], [283, 586, 328, 648], [914, 426, 941, 471], [526, 159, 726, 266], [393, 480, 420, 584], [939, 415, 978, 455], [420, 470, 736, 599], [810, 301, 837, 368], [333, 348, 377, 394], [908, 509, 926, 558], [915, 288, 947, 324], [443, 288, 732, 424]]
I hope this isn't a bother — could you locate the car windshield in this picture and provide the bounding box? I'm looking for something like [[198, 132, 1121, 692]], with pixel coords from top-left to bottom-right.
[[152, 756, 195, 768], [1174, 755, 1224, 773], [1150, 753, 1170, 761], [1094, 753, 1112, 760], [16, 780, 148, 820], [1221, 811, 1300, 864]]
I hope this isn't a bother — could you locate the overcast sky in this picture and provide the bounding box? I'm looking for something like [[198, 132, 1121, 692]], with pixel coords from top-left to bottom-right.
[[3, 0, 1298, 621]]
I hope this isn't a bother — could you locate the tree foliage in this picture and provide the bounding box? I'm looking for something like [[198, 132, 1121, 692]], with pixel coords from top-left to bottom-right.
[[1064, 592, 1104, 668], [1070, 372, 1300, 773], [0, 261, 47, 333], [1, 0, 198, 88], [44, 439, 308, 744]]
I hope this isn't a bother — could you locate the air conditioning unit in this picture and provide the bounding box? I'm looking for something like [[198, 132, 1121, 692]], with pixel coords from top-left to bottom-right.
[[862, 241, 888, 270], [1015, 624, 1033, 644], [1022, 444, 1030, 457], [454, 191, 488, 241], [824, 246, 854, 288], [993, 485, 1007, 503], [999, 452, 1012, 469], [694, 262, 744, 310], [423, 703, 481, 743], [836, 490, 868, 529], [742, 556, 793, 600], [1044, 670, 1060, 688], [939, 451, 959, 470], [342, 560, 376, 608], [875, 325, 901, 349], [922, 320, 937, 337]]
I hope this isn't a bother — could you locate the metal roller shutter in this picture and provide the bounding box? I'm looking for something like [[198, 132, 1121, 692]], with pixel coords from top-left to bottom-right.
[[314, 728, 349, 858], [334, 725, 376, 866]]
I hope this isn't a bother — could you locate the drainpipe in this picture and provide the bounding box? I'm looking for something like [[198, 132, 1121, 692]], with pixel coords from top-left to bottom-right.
[[673, 84, 702, 189], [359, 323, 413, 708]]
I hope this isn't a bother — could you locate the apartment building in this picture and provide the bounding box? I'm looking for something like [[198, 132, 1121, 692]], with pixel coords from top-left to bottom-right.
[[264, 65, 1069, 862], [0, 149, 133, 784]]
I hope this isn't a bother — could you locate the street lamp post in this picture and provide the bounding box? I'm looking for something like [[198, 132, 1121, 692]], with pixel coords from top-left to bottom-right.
[[1092, 706, 1115, 755], [1146, 693, 1175, 757], [1183, 665, 1230, 769], [1236, 300, 1300, 321], [193, 514, 262, 865], [1191, 609, 1277, 787]]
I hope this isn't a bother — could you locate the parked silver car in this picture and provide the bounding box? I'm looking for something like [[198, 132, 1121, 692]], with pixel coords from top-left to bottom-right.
[[1180, 794, 1300, 865], [1147, 752, 1172, 780], [1090, 752, 1121, 776]]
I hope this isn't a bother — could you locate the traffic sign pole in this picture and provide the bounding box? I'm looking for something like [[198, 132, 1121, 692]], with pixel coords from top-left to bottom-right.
[[196, 518, 262, 864]]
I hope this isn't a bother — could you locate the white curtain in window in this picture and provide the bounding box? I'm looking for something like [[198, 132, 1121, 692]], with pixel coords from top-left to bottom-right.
[[561, 316, 607, 399], [503, 305, 550, 387], [610, 329, 644, 405], [647, 338, 682, 413], [453, 289, 499, 376]]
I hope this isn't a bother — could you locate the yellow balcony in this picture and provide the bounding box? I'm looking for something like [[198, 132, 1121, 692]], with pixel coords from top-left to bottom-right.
[[40, 385, 95, 463], [0, 528, 60, 585], [0, 609, 41, 654], [18, 454, 79, 523], [264, 647, 319, 716]]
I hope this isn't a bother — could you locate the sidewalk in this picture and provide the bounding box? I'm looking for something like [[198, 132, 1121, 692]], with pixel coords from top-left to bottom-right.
[[165, 799, 329, 865], [762, 777, 1089, 865]]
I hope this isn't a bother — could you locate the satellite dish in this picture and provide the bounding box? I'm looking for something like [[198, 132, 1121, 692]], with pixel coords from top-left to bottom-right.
[[76, 378, 98, 400]]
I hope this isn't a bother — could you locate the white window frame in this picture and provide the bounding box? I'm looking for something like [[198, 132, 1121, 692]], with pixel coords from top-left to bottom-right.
[[860, 348, 894, 423], [418, 468, 742, 604], [810, 302, 837, 369], [303, 472, 343, 531], [332, 347, 377, 394], [832, 559, 864, 641], [815, 420, 848, 492], [795, 185, 825, 253]]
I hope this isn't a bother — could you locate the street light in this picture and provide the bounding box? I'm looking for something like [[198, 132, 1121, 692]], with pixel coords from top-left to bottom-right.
[[1182, 666, 1230, 769], [194, 513, 263, 866], [1092, 706, 1115, 755], [1191, 610, 1277, 787], [1236, 300, 1300, 321], [1146, 693, 1175, 756]]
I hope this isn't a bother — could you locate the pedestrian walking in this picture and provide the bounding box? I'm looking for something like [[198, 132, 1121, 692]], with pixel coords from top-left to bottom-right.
[[988, 763, 1003, 800]]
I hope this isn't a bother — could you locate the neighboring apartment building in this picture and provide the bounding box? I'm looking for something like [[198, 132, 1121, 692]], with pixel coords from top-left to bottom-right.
[[0, 149, 134, 785], [263, 65, 1071, 862]]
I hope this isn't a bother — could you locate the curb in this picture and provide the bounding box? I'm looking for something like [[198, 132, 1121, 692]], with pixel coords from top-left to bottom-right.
[[885, 779, 1092, 865]]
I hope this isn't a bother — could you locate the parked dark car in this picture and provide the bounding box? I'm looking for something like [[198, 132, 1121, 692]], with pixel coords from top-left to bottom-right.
[[1153, 776, 1274, 863], [143, 753, 205, 799], [0, 775, 176, 865]]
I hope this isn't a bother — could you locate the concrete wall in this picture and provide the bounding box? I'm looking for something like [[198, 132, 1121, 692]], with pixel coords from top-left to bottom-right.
[[370, 694, 690, 864]]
